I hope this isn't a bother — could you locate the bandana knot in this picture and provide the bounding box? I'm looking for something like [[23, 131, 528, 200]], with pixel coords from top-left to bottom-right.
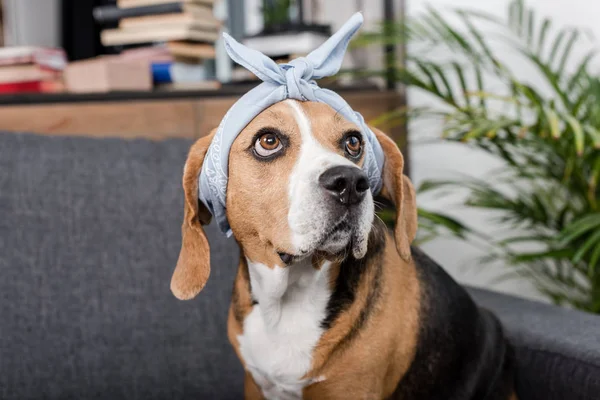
[[281, 58, 316, 100]]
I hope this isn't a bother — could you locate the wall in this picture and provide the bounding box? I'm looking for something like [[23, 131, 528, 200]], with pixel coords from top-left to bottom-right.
[[2, 0, 61, 47], [408, 0, 600, 301]]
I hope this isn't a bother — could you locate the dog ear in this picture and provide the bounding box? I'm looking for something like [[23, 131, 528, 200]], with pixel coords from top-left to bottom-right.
[[171, 130, 216, 300], [372, 128, 418, 261]]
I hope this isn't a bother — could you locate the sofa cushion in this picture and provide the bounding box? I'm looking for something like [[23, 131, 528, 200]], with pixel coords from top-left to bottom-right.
[[2, 131, 600, 400], [469, 287, 600, 400], [0, 132, 244, 400]]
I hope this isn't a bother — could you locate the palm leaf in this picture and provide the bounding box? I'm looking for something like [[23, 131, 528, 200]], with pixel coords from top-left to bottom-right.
[[536, 18, 551, 54], [560, 214, 600, 243], [547, 29, 568, 66], [511, 248, 573, 263], [573, 229, 600, 264], [556, 30, 579, 73], [543, 107, 561, 139], [417, 209, 471, 239], [452, 62, 470, 108], [589, 245, 600, 275], [565, 115, 585, 155], [583, 126, 600, 149]]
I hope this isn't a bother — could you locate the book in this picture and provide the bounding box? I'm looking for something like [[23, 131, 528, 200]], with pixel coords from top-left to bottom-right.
[[101, 25, 219, 46], [167, 41, 216, 59], [121, 46, 173, 62], [152, 61, 208, 83], [93, 2, 211, 25], [0, 65, 58, 84], [120, 12, 220, 30], [64, 56, 152, 93], [117, 0, 214, 8], [102, 42, 160, 55], [156, 80, 220, 91], [0, 47, 67, 70], [0, 80, 64, 94], [40, 79, 66, 93], [243, 31, 328, 58]]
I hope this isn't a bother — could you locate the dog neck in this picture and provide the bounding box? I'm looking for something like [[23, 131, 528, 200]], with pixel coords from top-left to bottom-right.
[[232, 221, 394, 397], [245, 257, 333, 330], [235, 220, 388, 325], [235, 251, 335, 396]]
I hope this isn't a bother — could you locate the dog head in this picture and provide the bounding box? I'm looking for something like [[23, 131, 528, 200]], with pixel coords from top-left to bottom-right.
[[170, 100, 416, 300]]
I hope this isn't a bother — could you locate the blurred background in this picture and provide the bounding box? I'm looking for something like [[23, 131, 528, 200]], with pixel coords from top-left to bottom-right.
[[5, 2, 600, 399], [2, 0, 600, 314]]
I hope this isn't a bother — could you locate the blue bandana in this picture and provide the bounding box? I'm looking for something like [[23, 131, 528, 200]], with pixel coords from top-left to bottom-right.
[[199, 12, 385, 236]]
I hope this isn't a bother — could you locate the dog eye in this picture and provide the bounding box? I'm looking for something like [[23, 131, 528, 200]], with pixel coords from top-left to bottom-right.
[[254, 133, 282, 157], [344, 135, 362, 157]]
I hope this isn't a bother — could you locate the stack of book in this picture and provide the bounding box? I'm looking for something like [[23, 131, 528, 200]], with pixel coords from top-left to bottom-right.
[[93, 0, 220, 91], [0, 47, 66, 94], [96, 0, 219, 46]]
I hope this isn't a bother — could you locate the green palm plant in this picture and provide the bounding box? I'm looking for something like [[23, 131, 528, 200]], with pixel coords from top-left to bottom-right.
[[359, 0, 600, 312], [262, 0, 292, 30]]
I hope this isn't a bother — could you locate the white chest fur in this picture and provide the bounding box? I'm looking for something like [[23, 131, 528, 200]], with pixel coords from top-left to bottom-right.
[[238, 259, 331, 400]]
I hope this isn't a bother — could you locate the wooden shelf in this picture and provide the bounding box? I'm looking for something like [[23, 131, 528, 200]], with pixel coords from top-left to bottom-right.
[[0, 87, 404, 144], [0, 82, 378, 106]]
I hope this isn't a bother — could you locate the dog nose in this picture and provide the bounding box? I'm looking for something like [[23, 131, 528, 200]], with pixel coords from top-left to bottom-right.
[[319, 166, 369, 206]]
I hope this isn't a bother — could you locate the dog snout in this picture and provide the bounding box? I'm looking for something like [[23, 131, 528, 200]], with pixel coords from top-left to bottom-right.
[[319, 166, 369, 206]]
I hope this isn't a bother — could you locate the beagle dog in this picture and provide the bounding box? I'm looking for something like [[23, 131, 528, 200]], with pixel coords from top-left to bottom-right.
[[170, 99, 517, 400]]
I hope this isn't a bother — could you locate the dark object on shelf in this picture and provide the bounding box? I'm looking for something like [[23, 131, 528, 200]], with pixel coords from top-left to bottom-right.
[[383, 0, 397, 91], [262, 0, 292, 30], [244, 0, 330, 57], [247, 22, 330, 38], [0, 2, 4, 47], [102, 42, 158, 56], [62, 0, 111, 61], [93, 2, 196, 25], [255, 0, 330, 37]]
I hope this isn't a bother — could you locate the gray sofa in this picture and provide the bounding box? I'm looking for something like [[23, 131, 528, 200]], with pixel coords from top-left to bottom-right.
[[1, 131, 599, 400]]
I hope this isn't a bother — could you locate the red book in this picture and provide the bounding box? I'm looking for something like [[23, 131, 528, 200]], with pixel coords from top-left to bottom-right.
[[0, 81, 43, 94], [0, 80, 65, 94]]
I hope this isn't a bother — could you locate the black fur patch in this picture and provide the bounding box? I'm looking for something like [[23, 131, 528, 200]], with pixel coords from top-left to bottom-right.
[[338, 252, 383, 348], [321, 220, 386, 330], [390, 247, 515, 400], [231, 285, 244, 324], [232, 256, 252, 324]]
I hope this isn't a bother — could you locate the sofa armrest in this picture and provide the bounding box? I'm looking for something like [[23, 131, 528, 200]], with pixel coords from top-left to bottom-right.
[[468, 287, 600, 400]]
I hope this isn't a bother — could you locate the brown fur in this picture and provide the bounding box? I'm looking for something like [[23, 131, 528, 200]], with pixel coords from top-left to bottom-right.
[[303, 231, 420, 399], [226, 102, 300, 265], [226, 101, 367, 266], [244, 372, 265, 400], [372, 128, 417, 262], [298, 102, 365, 168], [170, 130, 215, 300]]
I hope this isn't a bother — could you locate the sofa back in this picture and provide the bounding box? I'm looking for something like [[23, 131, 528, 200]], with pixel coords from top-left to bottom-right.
[[0, 132, 243, 399]]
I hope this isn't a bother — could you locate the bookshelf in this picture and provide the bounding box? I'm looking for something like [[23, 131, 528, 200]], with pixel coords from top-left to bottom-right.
[[0, 1, 407, 160]]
